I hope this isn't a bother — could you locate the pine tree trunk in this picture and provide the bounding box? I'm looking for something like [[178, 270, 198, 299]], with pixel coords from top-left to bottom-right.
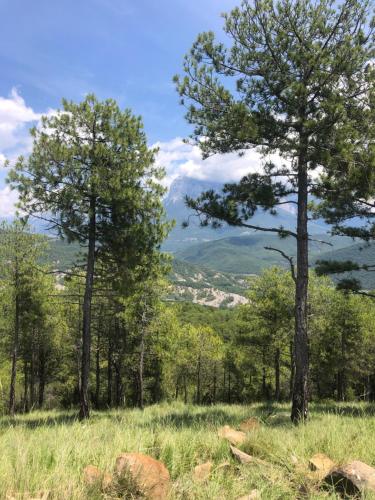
[[289, 340, 295, 399], [95, 326, 100, 409], [291, 138, 309, 424], [23, 361, 29, 413], [139, 330, 145, 410], [184, 374, 187, 404], [79, 196, 96, 420], [9, 286, 20, 416], [196, 354, 201, 404], [30, 341, 35, 409], [274, 347, 280, 402], [107, 340, 112, 407], [38, 347, 46, 408], [213, 363, 217, 404]]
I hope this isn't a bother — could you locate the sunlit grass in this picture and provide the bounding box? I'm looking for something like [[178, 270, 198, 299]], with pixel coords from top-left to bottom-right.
[[1, 402, 375, 499]]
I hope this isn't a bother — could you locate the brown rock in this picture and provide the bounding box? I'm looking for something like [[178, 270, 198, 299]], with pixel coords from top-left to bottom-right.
[[83, 465, 102, 486], [115, 452, 171, 500], [236, 489, 261, 499], [215, 461, 232, 473], [308, 453, 335, 480], [230, 445, 254, 464], [239, 418, 260, 432], [102, 472, 114, 491], [193, 461, 212, 482], [230, 445, 270, 467], [325, 460, 375, 495], [218, 425, 246, 445]]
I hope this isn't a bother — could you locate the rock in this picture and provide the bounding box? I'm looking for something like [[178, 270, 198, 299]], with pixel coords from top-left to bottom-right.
[[308, 453, 335, 480], [236, 489, 261, 499], [102, 472, 114, 491], [215, 461, 232, 473], [325, 460, 375, 495], [115, 452, 171, 500], [230, 445, 269, 467], [218, 425, 246, 445], [193, 461, 212, 482], [83, 465, 113, 492], [83, 465, 102, 486], [309, 453, 335, 472], [239, 418, 260, 432], [230, 445, 254, 464]]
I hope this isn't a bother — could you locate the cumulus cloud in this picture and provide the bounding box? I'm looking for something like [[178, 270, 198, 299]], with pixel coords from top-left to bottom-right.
[[0, 88, 43, 157], [0, 186, 19, 217], [0, 88, 54, 216], [153, 137, 282, 188]]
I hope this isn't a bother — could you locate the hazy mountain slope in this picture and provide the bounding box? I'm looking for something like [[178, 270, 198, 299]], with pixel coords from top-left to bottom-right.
[[162, 176, 329, 253], [176, 233, 354, 274], [314, 241, 375, 290]]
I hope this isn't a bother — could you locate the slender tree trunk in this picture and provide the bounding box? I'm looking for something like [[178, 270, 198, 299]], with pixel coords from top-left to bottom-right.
[[337, 328, 346, 401], [175, 375, 180, 400], [275, 347, 280, 402], [196, 354, 201, 404], [262, 347, 267, 400], [95, 326, 101, 409], [9, 286, 20, 416], [289, 340, 295, 399], [30, 341, 35, 409], [114, 361, 122, 407], [107, 340, 113, 407], [38, 347, 46, 408], [79, 196, 96, 420], [139, 330, 145, 410], [184, 374, 187, 404], [23, 361, 29, 413], [228, 370, 231, 404], [291, 134, 309, 424], [213, 363, 217, 404]]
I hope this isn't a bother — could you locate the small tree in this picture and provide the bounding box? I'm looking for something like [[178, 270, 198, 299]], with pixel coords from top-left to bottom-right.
[[8, 95, 169, 418], [0, 221, 47, 415], [175, 0, 373, 422]]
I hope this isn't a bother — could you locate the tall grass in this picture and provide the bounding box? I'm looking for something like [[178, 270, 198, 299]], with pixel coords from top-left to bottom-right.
[[1, 402, 375, 499]]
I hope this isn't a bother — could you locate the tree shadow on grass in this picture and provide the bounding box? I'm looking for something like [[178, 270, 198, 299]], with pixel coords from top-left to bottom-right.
[[0, 412, 106, 430]]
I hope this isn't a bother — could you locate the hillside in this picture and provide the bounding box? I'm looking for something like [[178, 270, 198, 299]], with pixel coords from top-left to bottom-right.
[[162, 176, 329, 253], [45, 238, 249, 307], [315, 241, 375, 290], [176, 233, 354, 274]]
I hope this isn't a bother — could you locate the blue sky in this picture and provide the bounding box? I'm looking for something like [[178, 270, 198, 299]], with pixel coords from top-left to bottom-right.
[[0, 0, 266, 215]]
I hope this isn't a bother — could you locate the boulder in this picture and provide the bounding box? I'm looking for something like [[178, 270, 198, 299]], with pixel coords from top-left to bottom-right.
[[325, 460, 375, 496], [230, 445, 269, 467], [230, 445, 254, 464], [102, 472, 114, 491], [193, 461, 212, 482], [83, 465, 113, 491], [308, 453, 335, 480], [83, 465, 102, 486], [239, 418, 260, 432], [236, 489, 261, 499], [115, 452, 171, 500], [218, 425, 246, 445]]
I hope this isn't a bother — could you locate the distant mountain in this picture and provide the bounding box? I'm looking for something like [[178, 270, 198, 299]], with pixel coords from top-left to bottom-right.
[[176, 233, 354, 275], [162, 176, 329, 253], [314, 241, 375, 290]]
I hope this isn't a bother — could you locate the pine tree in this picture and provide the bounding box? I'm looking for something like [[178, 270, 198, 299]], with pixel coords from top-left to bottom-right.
[[174, 0, 374, 422], [8, 95, 170, 418]]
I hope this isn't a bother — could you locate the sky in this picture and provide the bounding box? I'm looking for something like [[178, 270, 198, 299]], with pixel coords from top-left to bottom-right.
[[0, 0, 267, 216]]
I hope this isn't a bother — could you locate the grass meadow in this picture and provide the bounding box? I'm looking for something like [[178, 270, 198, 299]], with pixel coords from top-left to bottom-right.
[[1, 402, 375, 499]]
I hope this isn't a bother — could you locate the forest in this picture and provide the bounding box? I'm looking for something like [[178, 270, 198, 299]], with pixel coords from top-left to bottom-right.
[[2, 0, 375, 498]]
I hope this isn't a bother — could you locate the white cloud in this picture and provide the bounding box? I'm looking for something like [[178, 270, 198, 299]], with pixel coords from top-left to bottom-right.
[[0, 186, 19, 217], [0, 88, 43, 156], [153, 137, 282, 188]]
